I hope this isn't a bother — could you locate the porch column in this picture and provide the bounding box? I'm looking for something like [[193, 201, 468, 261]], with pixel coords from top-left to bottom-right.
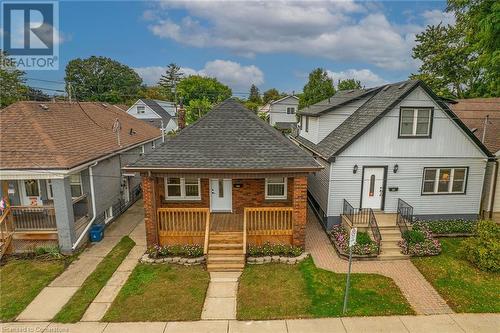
[[292, 176, 308, 248], [52, 177, 76, 253], [142, 175, 158, 247]]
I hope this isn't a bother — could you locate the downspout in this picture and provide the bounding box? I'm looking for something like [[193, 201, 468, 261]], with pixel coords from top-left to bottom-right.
[[72, 161, 98, 250]]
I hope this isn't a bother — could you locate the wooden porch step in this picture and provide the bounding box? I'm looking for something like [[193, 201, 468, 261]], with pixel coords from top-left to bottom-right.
[[208, 249, 244, 255], [208, 243, 243, 249], [208, 255, 245, 263]]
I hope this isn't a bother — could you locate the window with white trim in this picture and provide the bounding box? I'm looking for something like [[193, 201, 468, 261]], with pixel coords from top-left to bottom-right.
[[137, 105, 145, 114], [265, 177, 287, 199], [399, 108, 432, 137], [165, 177, 201, 200], [70, 174, 83, 198], [24, 180, 39, 197], [422, 167, 467, 194], [286, 107, 295, 114], [104, 206, 113, 223]]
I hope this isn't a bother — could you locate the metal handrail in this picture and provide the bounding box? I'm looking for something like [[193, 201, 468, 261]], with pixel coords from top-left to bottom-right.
[[368, 208, 382, 254], [396, 198, 413, 235]]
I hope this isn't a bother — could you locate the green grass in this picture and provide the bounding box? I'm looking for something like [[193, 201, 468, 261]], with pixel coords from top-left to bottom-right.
[[0, 258, 67, 321], [412, 238, 500, 313], [237, 258, 414, 320], [103, 263, 210, 321], [53, 236, 135, 323]]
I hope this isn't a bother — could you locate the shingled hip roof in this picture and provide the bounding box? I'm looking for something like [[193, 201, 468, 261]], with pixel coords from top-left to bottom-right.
[[127, 99, 322, 172]]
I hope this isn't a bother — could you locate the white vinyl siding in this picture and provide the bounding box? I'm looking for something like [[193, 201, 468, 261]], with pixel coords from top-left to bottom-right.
[[269, 96, 299, 126], [307, 157, 330, 213]]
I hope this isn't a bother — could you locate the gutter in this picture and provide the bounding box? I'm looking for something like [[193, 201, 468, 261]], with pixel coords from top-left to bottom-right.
[[71, 161, 98, 250]]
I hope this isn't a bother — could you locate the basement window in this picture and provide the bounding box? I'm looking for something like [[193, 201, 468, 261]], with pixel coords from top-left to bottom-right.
[[265, 177, 287, 200]]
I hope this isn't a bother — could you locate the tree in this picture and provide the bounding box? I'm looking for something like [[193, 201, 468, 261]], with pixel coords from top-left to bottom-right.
[[177, 75, 232, 105], [140, 85, 167, 100], [410, 0, 499, 98], [158, 63, 184, 101], [27, 87, 50, 101], [185, 97, 212, 124], [65, 56, 143, 104], [0, 51, 28, 107], [337, 78, 362, 91], [244, 101, 260, 113], [248, 84, 261, 104], [263, 88, 286, 104], [299, 68, 335, 109]]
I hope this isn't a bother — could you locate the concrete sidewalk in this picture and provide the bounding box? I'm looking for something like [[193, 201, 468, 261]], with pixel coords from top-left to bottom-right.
[[16, 200, 145, 322], [2, 314, 499, 333]]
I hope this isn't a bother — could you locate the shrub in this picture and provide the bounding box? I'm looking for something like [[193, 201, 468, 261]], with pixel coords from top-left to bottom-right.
[[399, 225, 441, 256], [460, 220, 500, 272], [329, 226, 379, 255], [402, 230, 425, 244], [413, 219, 476, 235], [147, 244, 203, 259], [32, 246, 63, 260], [247, 242, 303, 257]]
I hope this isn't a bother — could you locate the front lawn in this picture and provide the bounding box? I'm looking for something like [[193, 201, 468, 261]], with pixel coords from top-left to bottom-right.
[[0, 258, 67, 321], [53, 236, 136, 323], [412, 238, 500, 313], [103, 263, 210, 321], [237, 258, 414, 320]]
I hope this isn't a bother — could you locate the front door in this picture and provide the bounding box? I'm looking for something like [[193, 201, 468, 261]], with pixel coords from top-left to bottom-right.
[[210, 179, 232, 212], [362, 167, 385, 209], [20, 179, 42, 206]]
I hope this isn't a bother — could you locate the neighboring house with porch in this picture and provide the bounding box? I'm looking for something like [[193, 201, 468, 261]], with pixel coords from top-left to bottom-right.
[[451, 98, 500, 222], [292, 80, 494, 231], [126, 99, 178, 133], [0, 101, 162, 255], [269, 95, 299, 130], [125, 98, 322, 271]]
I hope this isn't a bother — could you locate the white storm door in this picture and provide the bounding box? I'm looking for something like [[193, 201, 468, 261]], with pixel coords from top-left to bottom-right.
[[210, 179, 232, 212], [362, 168, 385, 209]]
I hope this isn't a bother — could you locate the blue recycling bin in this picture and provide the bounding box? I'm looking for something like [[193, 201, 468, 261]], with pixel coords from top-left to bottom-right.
[[89, 224, 105, 242]]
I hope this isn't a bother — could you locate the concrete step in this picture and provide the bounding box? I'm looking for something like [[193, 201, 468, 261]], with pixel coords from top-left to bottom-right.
[[381, 243, 401, 250], [377, 254, 410, 261], [207, 262, 245, 272], [380, 234, 402, 241], [209, 271, 242, 282], [378, 225, 400, 230], [208, 255, 245, 263]]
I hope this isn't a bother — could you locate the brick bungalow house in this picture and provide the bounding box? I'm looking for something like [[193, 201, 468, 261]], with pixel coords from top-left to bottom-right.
[[125, 98, 322, 270]]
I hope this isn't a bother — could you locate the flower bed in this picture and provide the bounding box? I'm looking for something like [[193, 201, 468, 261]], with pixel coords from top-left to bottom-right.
[[413, 219, 476, 236], [329, 225, 379, 258], [247, 242, 303, 257], [140, 254, 205, 265], [147, 244, 204, 259], [399, 225, 441, 256], [247, 252, 309, 265]]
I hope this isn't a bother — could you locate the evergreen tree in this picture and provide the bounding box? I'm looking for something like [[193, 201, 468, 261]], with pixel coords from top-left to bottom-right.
[[158, 63, 184, 101], [248, 84, 261, 104]]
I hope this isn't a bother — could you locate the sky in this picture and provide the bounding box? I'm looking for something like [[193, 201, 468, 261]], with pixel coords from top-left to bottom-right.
[[27, 0, 455, 96]]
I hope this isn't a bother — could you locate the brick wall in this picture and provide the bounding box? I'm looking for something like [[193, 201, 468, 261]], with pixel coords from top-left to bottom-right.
[[142, 176, 158, 246], [156, 178, 210, 208], [292, 176, 308, 248], [232, 178, 294, 214]]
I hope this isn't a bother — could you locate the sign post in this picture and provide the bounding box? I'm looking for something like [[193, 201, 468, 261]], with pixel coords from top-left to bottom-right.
[[343, 227, 357, 315]]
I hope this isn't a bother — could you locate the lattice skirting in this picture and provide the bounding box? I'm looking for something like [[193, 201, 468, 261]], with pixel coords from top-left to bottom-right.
[[12, 239, 59, 253]]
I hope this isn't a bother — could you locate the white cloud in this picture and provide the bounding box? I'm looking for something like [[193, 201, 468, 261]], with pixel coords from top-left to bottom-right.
[[134, 60, 264, 90], [146, 1, 420, 70], [422, 9, 456, 26], [327, 69, 387, 88]]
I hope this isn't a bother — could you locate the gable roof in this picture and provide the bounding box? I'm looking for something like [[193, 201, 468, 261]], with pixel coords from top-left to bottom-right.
[[298, 88, 379, 116], [293, 80, 494, 160], [140, 99, 176, 120], [271, 95, 299, 105], [451, 98, 500, 154], [0, 101, 161, 170], [127, 98, 322, 172]]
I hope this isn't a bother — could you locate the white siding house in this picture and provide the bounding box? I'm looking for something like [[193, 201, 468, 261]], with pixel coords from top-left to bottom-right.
[[293, 81, 494, 228], [126, 99, 178, 133], [269, 95, 299, 129]]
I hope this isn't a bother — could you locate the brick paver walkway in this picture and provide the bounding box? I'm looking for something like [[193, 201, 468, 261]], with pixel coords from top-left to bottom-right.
[[306, 209, 453, 315]]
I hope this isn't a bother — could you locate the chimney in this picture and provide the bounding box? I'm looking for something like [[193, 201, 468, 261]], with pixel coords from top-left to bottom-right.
[[177, 102, 186, 130]]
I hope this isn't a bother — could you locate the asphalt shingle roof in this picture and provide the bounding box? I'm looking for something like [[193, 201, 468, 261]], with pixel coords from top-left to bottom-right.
[[293, 80, 493, 159], [0, 101, 161, 170], [298, 88, 379, 116], [128, 99, 322, 171], [141, 99, 175, 121]]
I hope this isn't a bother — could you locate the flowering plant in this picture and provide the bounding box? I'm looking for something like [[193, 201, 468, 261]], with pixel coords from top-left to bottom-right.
[[147, 244, 203, 258], [413, 219, 476, 235], [399, 224, 441, 256], [330, 226, 379, 255], [247, 242, 303, 257]]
